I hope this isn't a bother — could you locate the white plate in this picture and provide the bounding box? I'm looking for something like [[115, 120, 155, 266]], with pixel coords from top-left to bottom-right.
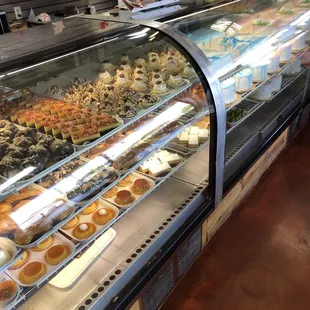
[[49, 228, 115, 289]]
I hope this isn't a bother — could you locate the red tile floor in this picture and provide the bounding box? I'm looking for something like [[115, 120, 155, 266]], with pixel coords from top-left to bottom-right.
[[162, 123, 310, 310]]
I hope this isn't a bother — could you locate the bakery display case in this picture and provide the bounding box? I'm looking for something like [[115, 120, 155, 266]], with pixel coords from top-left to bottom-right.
[[165, 0, 310, 184], [0, 16, 217, 310], [0, 0, 310, 308]]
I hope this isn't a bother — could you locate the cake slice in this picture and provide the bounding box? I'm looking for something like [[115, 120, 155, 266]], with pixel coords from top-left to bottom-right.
[[198, 129, 209, 143], [188, 134, 199, 148], [149, 162, 171, 176]]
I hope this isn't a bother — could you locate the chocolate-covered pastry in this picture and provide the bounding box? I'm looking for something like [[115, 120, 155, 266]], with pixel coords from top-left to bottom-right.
[[50, 140, 74, 161], [14, 128, 37, 140], [21, 155, 45, 172], [0, 156, 20, 173], [36, 134, 54, 148], [5, 145, 26, 158], [0, 139, 9, 157], [13, 136, 34, 148], [28, 145, 50, 163]]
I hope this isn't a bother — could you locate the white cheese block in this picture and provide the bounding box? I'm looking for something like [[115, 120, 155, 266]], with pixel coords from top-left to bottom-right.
[[198, 129, 209, 143], [189, 126, 199, 135], [179, 132, 189, 145], [188, 134, 199, 147], [149, 162, 171, 176], [164, 154, 182, 165]]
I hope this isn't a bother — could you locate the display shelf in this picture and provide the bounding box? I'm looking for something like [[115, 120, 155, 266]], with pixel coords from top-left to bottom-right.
[[0, 78, 199, 199], [225, 45, 310, 114], [227, 65, 309, 135], [0, 104, 210, 309], [8, 155, 208, 309], [17, 175, 205, 310]]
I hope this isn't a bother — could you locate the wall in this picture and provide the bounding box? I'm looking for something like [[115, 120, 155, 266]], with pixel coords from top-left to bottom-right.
[[0, 0, 117, 22]]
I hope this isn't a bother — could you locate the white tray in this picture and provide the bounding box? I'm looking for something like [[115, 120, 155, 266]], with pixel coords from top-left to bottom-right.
[[59, 200, 119, 242], [49, 228, 116, 289], [5, 233, 75, 287]]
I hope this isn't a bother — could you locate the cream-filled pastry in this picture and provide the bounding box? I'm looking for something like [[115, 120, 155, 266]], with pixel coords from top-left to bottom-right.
[[120, 53, 130, 63], [151, 81, 169, 96], [131, 78, 148, 92], [135, 64, 147, 74], [167, 73, 184, 87], [98, 71, 114, 84], [120, 61, 133, 75], [182, 64, 196, 78], [100, 61, 116, 73], [150, 73, 164, 86], [114, 74, 132, 88], [166, 57, 179, 74], [148, 57, 162, 70], [135, 57, 147, 67], [134, 70, 148, 82]]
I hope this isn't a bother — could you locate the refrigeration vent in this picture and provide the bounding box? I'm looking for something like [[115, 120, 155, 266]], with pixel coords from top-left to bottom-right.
[[176, 227, 202, 278], [77, 266, 126, 310], [141, 261, 174, 310], [225, 134, 255, 163], [76, 185, 206, 310]]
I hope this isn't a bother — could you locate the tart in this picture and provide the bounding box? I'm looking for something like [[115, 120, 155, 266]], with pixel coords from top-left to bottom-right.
[[19, 261, 47, 285], [31, 235, 54, 252], [118, 175, 132, 187], [0, 280, 17, 305], [45, 244, 71, 265], [61, 215, 79, 230], [9, 251, 30, 270], [115, 190, 135, 206], [104, 188, 118, 199], [92, 208, 116, 225], [72, 223, 96, 240], [81, 201, 99, 215], [131, 179, 151, 195]]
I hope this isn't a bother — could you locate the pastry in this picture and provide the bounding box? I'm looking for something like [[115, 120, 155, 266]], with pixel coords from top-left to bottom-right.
[[19, 261, 47, 284], [135, 57, 147, 67], [10, 251, 30, 270], [135, 64, 147, 75], [115, 190, 135, 206], [266, 53, 280, 73], [120, 61, 133, 75], [182, 64, 196, 79], [45, 244, 71, 265], [249, 82, 273, 101], [92, 208, 115, 225], [0, 214, 18, 234], [148, 57, 162, 70], [151, 81, 169, 96], [167, 73, 184, 87], [130, 78, 148, 92], [118, 175, 132, 187], [134, 70, 148, 82], [139, 94, 159, 107], [165, 57, 179, 74], [101, 61, 116, 73], [221, 78, 236, 105], [0, 280, 17, 304], [0, 246, 12, 267], [120, 53, 130, 63], [104, 187, 118, 199], [45, 85, 65, 98], [251, 62, 268, 82], [283, 59, 301, 75], [188, 134, 199, 148], [292, 32, 306, 52], [114, 74, 132, 88], [31, 235, 54, 252], [234, 68, 253, 93], [72, 223, 96, 240], [277, 43, 292, 62], [98, 71, 114, 84], [0, 203, 12, 214], [270, 74, 282, 92], [61, 215, 79, 230], [81, 201, 99, 215], [131, 179, 151, 195], [149, 162, 171, 177]]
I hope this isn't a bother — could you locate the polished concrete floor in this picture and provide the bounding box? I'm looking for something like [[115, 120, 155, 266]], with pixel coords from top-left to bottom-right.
[[162, 123, 310, 310]]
